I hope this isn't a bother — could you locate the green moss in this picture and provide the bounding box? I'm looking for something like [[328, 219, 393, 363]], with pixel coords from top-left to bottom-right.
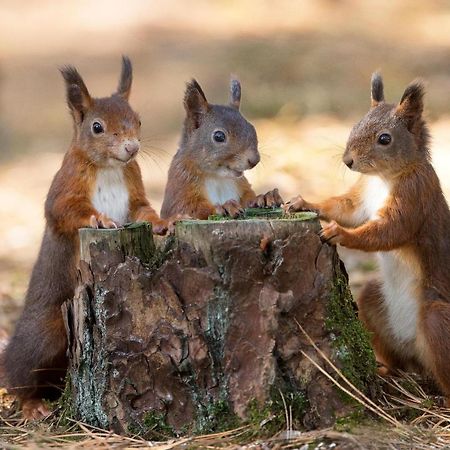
[[207, 207, 317, 221], [143, 411, 175, 436], [325, 263, 377, 394], [194, 399, 241, 434], [56, 376, 74, 426], [127, 411, 175, 440], [245, 389, 308, 438], [334, 407, 367, 432]]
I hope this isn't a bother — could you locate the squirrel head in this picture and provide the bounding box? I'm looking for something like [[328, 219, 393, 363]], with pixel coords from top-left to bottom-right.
[[343, 73, 430, 177], [60, 56, 141, 167], [181, 78, 259, 178]]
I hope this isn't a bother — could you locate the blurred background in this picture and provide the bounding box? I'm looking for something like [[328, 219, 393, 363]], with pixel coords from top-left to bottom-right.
[[1, 0, 450, 333]]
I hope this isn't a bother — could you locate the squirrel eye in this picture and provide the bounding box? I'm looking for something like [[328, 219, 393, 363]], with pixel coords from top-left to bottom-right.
[[378, 133, 391, 145], [213, 130, 226, 143], [92, 122, 104, 134]]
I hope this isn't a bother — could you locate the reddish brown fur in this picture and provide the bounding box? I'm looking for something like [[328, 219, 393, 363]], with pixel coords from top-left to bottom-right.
[[161, 78, 282, 219], [162, 156, 258, 219], [2, 57, 165, 419], [285, 74, 450, 399]]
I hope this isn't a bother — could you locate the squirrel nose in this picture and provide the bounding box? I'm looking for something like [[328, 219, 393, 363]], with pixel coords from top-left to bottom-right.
[[344, 157, 354, 169], [125, 142, 139, 157], [247, 153, 260, 169]]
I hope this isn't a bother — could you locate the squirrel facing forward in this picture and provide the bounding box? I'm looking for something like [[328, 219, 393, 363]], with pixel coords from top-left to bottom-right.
[[160, 78, 283, 219], [285, 74, 450, 402], [3, 57, 167, 419]]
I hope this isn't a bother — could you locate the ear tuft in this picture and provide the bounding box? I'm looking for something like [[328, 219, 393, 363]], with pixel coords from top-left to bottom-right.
[[184, 79, 208, 107], [60, 65, 91, 123], [183, 79, 209, 130], [371, 72, 384, 107], [117, 55, 132, 100], [395, 80, 425, 128], [229, 77, 241, 109]]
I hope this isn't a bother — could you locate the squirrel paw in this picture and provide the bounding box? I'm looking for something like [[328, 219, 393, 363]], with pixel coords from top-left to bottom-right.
[[282, 195, 307, 213], [215, 200, 244, 218], [165, 214, 191, 234], [319, 220, 347, 245], [90, 213, 117, 229], [151, 220, 169, 236], [152, 215, 191, 236], [249, 188, 284, 208], [22, 398, 51, 420]]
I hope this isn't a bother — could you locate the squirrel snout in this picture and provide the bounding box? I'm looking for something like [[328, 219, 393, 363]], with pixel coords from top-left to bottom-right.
[[343, 156, 354, 169], [125, 142, 140, 157], [247, 153, 260, 169]]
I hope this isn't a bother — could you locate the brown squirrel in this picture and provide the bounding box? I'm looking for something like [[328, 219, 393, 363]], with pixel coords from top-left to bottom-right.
[[160, 78, 283, 219], [2, 56, 167, 419], [285, 74, 450, 403]]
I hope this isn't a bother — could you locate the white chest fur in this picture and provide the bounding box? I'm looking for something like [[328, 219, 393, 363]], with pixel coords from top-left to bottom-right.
[[92, 167, 129, 226], [361, 175, 420, 346], [378, 251, 420, 345], [204, 177, 240, 205], [362, 175, 391, 220]]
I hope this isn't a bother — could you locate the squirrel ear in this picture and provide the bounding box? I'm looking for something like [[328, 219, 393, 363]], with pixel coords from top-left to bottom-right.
[[60, 65, 92, 124], [371, 72, 384, 107], [116, 56, 132, 100], [184, 79, 209, 130], [229, 77, 241, 110], [395, 81, 425, 129]]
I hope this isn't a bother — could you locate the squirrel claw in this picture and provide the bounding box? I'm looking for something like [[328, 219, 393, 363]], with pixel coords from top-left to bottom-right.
[[90, 214, 117, 229], [249, 195, 265, 208], [216, 200, 243, 218], [165, 214, 191, 234], [89, 215, 99, 229], [320, 220, 344, 245], [152, 223, 168, 236], [152, 214, 191, 236], [282, 195, 305, 213], [249, 188, 283, 209], [264, 188, 283, 207]]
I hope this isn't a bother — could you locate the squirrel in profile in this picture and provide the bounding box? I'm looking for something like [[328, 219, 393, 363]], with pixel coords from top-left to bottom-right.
[[285, 74, 450, 403], [2, 56, 167, 419], [160, 78, 283, 219]]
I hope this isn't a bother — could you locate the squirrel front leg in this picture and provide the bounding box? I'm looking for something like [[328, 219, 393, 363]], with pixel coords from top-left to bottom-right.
[[126, 163, 169, 235], [239, 178, 284, 209], [320, 209, 417, 251], [132, 202, 169, 235], [48, 196, 115, 234], [284, 181, 365, 227]]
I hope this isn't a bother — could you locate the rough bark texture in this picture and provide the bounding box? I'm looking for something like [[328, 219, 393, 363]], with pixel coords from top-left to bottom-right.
[[63, 217, 376, 436]]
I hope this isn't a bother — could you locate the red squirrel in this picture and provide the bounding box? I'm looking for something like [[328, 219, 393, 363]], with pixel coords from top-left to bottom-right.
[[160, 78, 283, 219], [285, 74, 450, 402], [2, 57, 167, 419]]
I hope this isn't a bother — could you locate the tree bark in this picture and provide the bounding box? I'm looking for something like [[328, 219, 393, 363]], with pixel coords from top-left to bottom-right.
[[63, 216, 376, 436]]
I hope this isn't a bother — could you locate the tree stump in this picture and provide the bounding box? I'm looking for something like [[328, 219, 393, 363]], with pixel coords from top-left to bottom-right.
[[63, 214, 376, 436]]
